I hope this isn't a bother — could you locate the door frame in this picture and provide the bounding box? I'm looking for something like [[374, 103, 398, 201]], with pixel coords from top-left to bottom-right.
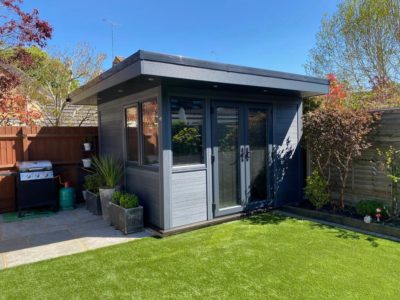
[[243, 103, 274, 210], [211, 101, 245, 217], [211, 100, 273, 217]]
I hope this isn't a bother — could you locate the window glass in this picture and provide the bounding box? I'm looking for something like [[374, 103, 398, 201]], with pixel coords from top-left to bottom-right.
[[171, 97, 204, 165], [125, 105, 139, 162], [142, 99, 159, 165]]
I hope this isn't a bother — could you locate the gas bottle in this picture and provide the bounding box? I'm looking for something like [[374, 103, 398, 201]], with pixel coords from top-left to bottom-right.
[[59, 181, 75, 210]]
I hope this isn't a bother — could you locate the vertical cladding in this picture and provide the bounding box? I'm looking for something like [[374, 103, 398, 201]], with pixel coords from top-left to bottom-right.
[[273, 101, 302, 204], [126, 167, 161, 228]]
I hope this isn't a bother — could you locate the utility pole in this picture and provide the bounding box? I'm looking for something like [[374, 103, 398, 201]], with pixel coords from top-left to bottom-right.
[[102, 19, 121, 63]]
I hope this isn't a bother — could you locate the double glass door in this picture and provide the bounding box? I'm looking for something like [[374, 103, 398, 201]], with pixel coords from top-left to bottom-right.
[[212, 102, 270, 216]]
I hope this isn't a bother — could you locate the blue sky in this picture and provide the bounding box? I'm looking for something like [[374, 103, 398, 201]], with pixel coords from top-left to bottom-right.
[[22, 1, 340, 74]]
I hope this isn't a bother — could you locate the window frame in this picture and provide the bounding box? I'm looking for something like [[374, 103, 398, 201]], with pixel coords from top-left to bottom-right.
[[124, 103, 140, 164], [170, 96, 206, 169], [123, 96, 159, 169]]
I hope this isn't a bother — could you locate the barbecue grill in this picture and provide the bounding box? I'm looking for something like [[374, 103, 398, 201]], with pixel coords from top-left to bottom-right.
[[16, 160, 57, 216]]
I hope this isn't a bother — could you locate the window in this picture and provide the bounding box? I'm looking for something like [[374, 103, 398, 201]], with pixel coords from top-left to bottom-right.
[[142, 99, 159, 165], [125, 105, 139, 162], [171, 97, 204, 166], [124, 98, 159, 167]]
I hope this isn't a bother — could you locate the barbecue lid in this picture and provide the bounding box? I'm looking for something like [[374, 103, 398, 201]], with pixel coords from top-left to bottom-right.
[[16, 160, 53, 172]]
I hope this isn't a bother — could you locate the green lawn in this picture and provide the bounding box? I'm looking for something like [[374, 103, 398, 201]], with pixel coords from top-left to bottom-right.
[[1, 213, 399, 299]]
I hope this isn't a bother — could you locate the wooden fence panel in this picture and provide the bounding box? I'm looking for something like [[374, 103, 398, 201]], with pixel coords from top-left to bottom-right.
[[0, 126, 98, 213], [313, 109, 400, 208]]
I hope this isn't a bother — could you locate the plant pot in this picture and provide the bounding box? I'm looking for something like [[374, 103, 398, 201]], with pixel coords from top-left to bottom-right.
[[86, 190, 102, 215], [109, 202, 144, 234], [82, 158, 92, 168], [83, 142, 92, 151], [99, 187, 115, 221]]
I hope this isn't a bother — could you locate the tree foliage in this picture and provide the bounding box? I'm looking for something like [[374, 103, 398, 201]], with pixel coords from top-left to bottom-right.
[[0, 0, 52, 48], [3, 44, 106, 126], [304, 169, 330, 209], [304, 104, 377, 209], [305, 0, 400, 91], [303, 77, 378, 209], [377, 146, 400, 218], [0, 0, 51, 124]]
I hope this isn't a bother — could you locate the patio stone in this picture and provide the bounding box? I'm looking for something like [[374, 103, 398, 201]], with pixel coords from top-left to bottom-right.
[[0, 237, 29, 254], [0, 255, 5, 269], [5, 240, 84, 268], [28, 230, 73, 247], [0, 206, 152, 268], [68, 219, 111, 236]]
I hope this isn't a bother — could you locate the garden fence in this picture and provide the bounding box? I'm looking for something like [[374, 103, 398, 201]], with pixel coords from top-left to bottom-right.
[[0, 126, 98, 213], [308, 109, 400, 207]]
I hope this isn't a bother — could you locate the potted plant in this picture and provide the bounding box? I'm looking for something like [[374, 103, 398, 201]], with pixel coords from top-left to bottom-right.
[[92, 155, 123, 221], [83, 137, 93, 151], [83, 173, 103, 215], [109, 191, 143, 234]]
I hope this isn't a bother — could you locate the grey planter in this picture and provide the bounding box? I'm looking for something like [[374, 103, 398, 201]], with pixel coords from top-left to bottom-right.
[[86, 190, 102, 215], [99, 187, 115, 221], [109, 202, 144, 234]]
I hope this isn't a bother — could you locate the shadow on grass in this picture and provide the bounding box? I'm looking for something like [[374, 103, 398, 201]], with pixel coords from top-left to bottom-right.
[[309, 223, 379, 247], [244, 212, 380, 247], [245, 212, 288, 226]]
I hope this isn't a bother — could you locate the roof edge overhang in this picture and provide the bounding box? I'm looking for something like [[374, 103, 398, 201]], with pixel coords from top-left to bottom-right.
[[70, 50, 330, 105]]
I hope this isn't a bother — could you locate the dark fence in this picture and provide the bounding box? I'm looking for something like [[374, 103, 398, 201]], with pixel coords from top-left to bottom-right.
[[0, 126, 98, 213]]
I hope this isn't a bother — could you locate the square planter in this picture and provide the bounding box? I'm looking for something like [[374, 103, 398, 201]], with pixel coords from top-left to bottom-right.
[[99, 188, 115, 221], [86, 190, 102, 215], [109, 202, 144, 234]]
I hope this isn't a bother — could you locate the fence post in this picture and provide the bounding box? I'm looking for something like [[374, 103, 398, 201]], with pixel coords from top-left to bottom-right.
[[22, 127, 29, 161]]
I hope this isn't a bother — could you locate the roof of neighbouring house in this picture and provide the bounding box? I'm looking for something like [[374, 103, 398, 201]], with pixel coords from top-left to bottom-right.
[[112, 56, 125, 66], [70, 50, 330, 105], [0, 61, 98, 126]]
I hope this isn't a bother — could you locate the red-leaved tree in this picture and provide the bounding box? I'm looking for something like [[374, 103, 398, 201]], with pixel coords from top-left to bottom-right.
[[0, 0, 52, 48], [0, 0, 52, 125], [303, 74, 379, 209]]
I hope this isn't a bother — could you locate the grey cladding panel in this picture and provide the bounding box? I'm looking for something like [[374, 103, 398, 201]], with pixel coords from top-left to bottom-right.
[[273, 102, 301, 204], [126, 167, 161, 228], [171, 170, 207, 228], [99, 104, 123, 158]]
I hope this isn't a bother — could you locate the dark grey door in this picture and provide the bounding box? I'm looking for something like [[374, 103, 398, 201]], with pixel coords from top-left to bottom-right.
[[212, 102, 271, 217]]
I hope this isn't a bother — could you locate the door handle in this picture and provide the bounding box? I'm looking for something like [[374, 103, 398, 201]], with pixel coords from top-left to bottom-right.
[[240, 146, 244, 162], [245, 146, 250, 161]]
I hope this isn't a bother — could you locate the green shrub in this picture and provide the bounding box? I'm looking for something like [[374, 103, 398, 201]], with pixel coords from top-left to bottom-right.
[[112, 191, 123, 205], [83, 173, 103, 193], [112, 192, 139, 209], [356, 200, 388, 218], [304, 170, 330, 209]]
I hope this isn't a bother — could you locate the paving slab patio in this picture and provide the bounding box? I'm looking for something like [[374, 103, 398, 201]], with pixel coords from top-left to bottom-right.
[[0, 205, 152, 269]]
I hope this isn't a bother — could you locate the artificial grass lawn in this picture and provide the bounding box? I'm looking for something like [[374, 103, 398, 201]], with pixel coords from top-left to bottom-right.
[[1, 213, 400, 299]]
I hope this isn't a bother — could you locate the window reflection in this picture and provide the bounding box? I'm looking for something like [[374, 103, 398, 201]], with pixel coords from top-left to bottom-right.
[[142, 99, 159, 165], [171, 98, 204, 165], [125, 105, 138, 162]]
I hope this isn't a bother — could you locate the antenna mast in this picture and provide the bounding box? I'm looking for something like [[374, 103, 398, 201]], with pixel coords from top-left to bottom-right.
[[102, 19, 121, 62]]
